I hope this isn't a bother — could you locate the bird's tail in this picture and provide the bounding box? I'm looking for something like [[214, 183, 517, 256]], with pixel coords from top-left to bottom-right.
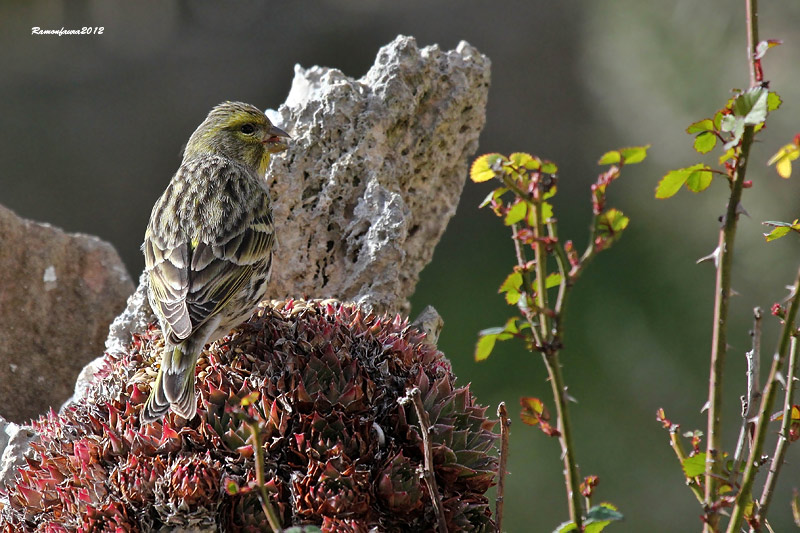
[[141, 343, 198, 424]]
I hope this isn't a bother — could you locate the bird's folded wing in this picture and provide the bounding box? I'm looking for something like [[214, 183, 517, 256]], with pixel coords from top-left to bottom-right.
[[146, 208, 274, 341]]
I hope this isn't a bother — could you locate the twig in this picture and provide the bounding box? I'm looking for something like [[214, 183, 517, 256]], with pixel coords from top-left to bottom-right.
[[541, 351, 583, 529], [731, 308, 763, 484], [756, 334, 799, 522], [402, 387, 448, 533], [547, 221, 570, 317], [511, 223, 544, 349], [726, 265, 800, 533], [496, 402, 511, 533], [247, 421, 283, 532], [665, 423, 705, 504], [704, 1, 760, 525], [529, 200, 582, 527], [531, 198, 551, 341]]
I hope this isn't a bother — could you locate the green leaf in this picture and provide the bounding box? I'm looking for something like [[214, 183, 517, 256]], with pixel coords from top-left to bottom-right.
[[764, 226, 792, 242], [693, 132, 717, 154], [763, 220, 800, 242], [686, 119, 714, 134], [499, 271, 523, 304], [712, 110, 724, 130], [598, 145, 649, 165], [541, 161, 558, 174], [682, 453, 706, 478], [596, 208, 629, 243], [284, 528, 323, 533], [583, 503, 625, 532], [656, 170, 689, 199], [554, 522, 578, 533], [718, 148, 736, 165], [542, 201, 554, 221], [685, 166, 713, 193], [526, 201, 554, 226], [470, 153, 504, 183], [545, 272, 563, 289], [478, 187, 507, 208], [504, 201, 527, 225], [509, 152, 540, 170], [767, 91, 782, 112], [586, 503, 624, 522], [474, 333, 498, 362], [475, 318, 523, 361], [656, 164, 712, 198], [597, 151, 621, 165], [620, 145, 649, 164], [732, 87, 768, 125]]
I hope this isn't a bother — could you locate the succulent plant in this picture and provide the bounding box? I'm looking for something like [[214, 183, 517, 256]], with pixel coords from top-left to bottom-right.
[[0, 299, 498, 531]]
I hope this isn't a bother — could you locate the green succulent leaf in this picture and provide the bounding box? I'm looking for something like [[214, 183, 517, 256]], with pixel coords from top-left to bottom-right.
[[505, 201, 527, 226], [656, 164, 713, 199], [693, 132, 717, 154], [682, 453, 707, 478], [687, 119, 714, 134]]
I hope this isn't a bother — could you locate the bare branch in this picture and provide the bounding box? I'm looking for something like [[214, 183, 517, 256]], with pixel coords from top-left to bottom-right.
[[401, 387, 448, 533], [495, 402, 511, 533]]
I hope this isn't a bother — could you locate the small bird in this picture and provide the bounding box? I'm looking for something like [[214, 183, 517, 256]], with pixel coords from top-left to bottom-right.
[[140, 101, 290, 424]]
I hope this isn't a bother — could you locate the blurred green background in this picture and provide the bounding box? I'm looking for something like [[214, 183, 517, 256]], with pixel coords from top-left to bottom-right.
[[2, 1, 799, 531]]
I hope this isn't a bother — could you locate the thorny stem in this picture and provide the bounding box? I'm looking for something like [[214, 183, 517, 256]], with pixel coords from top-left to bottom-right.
[[757, 334, 799, 524], [403, 387, 449, 533], [247, 422, 283, 532], [726, 265, 800, 533], [704, 0, 760, 520], [512, 223, 544, 348], [747, 0, 760, 87], [496, 402, 511, 533], [532, 200, 550, 341], [530, 199, 582, 528], [542, 350, 583, 529], [731, 308, 763, 485]]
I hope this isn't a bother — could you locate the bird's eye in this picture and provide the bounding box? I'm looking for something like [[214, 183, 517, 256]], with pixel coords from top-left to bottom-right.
[[240, 124, 256, 135]]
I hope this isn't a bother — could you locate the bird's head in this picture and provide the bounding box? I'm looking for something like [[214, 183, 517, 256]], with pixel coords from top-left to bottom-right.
[[183, 101, 290, 175]]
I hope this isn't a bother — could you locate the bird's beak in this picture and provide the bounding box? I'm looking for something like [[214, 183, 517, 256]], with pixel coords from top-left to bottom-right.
[[263, 124, 291, 154]]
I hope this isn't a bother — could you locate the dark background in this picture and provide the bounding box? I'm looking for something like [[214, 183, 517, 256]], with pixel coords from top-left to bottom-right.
[[2, 1, 800, 531]]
